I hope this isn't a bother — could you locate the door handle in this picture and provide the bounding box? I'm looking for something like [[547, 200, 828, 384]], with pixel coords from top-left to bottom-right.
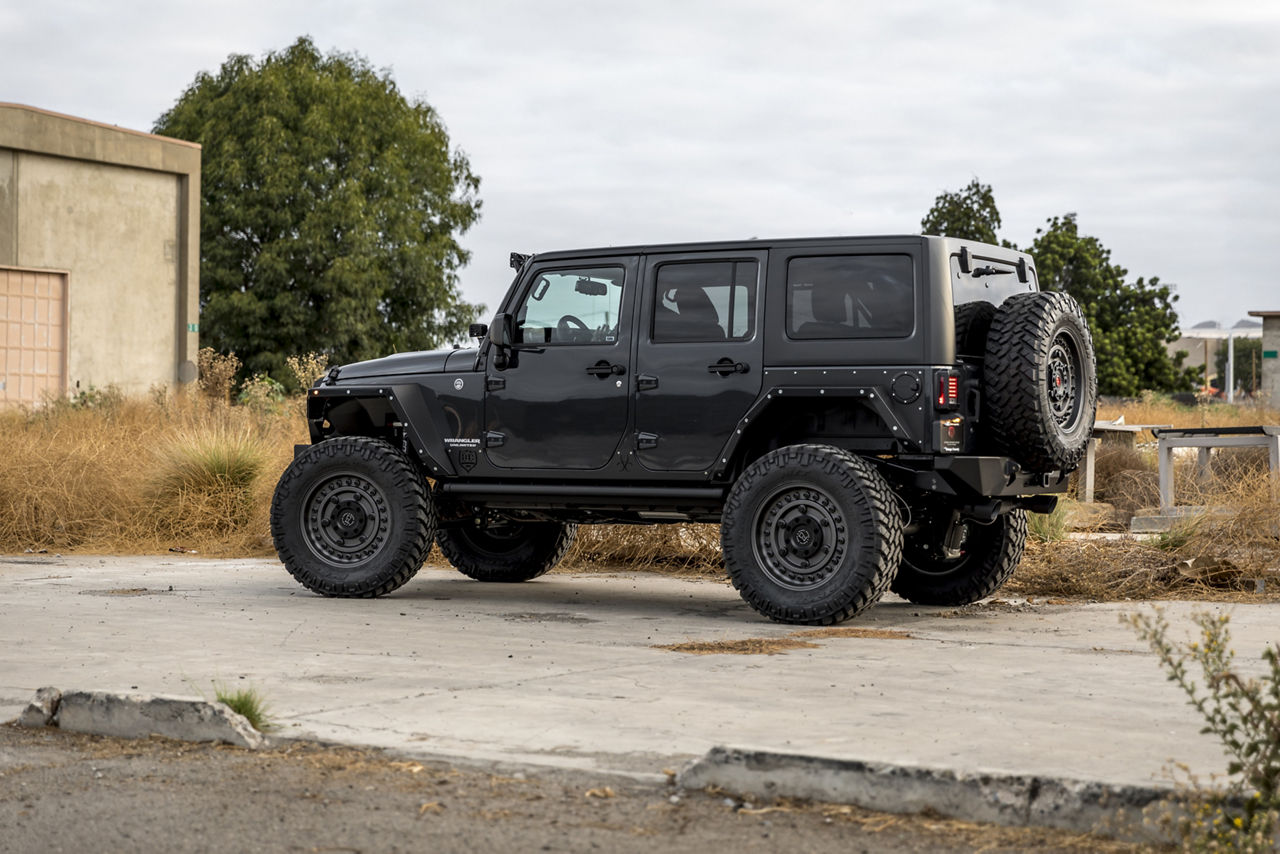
[[586, 361, 626, 378], [707, 358, 749, 376]]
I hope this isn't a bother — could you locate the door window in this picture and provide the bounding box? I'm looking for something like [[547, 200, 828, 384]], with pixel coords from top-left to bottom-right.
[[514, 266, 625, 346], [652, 260, 758, 343]]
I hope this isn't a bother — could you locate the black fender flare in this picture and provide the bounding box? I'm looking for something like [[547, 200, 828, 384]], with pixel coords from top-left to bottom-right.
[[307, 384, 456, 477]]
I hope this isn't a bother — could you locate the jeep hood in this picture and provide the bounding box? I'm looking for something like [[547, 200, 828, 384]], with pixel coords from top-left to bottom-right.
[[331, 348, 478, 382]]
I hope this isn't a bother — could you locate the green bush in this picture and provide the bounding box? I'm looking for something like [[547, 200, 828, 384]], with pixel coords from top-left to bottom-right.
[[1124, 609, 1280, 851]]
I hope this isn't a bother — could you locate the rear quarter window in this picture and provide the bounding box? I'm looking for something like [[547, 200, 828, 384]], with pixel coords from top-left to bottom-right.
[[786, 255, 915, 339]]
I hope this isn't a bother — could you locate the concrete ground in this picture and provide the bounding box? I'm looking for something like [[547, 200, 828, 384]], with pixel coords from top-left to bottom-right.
[[1, 555, 1274, 792]]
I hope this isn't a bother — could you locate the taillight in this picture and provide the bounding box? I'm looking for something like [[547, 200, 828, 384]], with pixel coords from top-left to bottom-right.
[[936, 371, 959, 409]]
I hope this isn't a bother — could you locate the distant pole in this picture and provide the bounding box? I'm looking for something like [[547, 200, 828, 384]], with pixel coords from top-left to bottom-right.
[[1227, 332, 1235, 403], [1204, 340, 1211, 391]]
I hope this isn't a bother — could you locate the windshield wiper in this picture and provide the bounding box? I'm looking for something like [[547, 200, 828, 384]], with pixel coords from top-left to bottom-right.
[[972, 265, 1012, 278]]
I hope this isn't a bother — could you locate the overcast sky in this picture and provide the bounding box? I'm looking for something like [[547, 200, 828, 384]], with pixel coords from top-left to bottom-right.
[[4, 0, 1277, 329]]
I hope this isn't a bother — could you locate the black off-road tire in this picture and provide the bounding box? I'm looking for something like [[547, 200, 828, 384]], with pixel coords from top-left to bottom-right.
[[953, 300, 997, 359], [270, 437, 435, 597], [984, 291, 1097, 472], [436, 519, 578, 583], [721, 444, 903, 625], [892, 509, 1027, 606]]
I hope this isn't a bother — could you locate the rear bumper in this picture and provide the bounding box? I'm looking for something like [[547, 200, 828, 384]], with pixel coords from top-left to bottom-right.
[[891, 455, 1071, 499]]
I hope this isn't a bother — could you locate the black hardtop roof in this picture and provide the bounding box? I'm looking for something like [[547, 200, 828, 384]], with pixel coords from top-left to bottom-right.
[[523, 233, 964, 262]]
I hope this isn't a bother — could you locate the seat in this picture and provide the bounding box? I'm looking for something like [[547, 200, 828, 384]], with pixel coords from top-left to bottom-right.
[[666, 287, 725, 341], [796, 286, 852, 338]]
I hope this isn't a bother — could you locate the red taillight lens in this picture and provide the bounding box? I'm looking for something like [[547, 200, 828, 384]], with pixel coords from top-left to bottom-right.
[[936, 372, 959, 408]]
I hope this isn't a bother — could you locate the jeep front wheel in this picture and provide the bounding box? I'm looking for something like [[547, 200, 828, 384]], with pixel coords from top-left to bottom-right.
[[437, 518, 577, 582], [892, 508, 1027, 606], [721, 444, 903, 625], [270, 437, 435, 597]]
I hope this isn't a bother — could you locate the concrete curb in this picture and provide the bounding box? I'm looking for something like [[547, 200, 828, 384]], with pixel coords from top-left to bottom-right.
[[678, 746, 1183, 840], [15, 687, 265, 749]]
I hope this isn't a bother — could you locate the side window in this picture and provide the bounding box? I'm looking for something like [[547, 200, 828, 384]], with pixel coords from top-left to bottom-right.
[[652, 260, 758, 343], [786, 255, 914, 339], [514, 266, 625, 346]]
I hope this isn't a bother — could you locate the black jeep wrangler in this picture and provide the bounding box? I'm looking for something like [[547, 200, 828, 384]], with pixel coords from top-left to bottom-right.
[[271, 235, 1096, 624]]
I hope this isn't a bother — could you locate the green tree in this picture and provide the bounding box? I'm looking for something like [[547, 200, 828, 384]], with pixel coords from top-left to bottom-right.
[[1029, 214, 1198, 396], [1214, 337, 1263, 395], [155, 37, 483, 382], [920, 178, 1003, 245]]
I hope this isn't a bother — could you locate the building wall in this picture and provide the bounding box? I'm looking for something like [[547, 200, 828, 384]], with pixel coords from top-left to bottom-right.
[[0, 103, 199, 405], [15, 153, 180, 394], [1263, 317, 1280, 403]]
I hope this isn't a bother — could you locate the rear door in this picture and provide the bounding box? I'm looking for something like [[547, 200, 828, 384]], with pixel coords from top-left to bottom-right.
[[633, 251, 765, 472]]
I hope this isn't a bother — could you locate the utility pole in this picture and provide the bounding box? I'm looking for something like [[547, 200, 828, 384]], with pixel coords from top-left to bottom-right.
[[1227, 332, 1235, 403]]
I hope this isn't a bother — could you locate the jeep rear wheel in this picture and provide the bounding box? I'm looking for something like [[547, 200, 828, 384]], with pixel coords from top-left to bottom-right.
[[721, 444, 903, 625], [984, 291, 1097, 472], [437, 518, 577, 582], [892, 508, 1027, 606], [271, 437, 435, 597]]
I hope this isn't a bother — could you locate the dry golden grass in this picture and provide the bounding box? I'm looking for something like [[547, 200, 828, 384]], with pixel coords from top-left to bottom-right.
[[3, 389, 1276, 609], [0, 393, 303, 555], [561, 523, 723, 574], [1096, 393, 1280, 433]]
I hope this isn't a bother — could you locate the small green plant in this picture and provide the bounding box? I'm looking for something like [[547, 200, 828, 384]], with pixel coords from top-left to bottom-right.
[[215, 684, 274, 732], [1027, 499, 1071, 543], [1156, 517, 1204, 552], [67, 383, 125, 411], [152, 426, 267, 534], [156, 427, 266, 495], [1123, 608, 1280, 851], [237, 373, 287, 412]]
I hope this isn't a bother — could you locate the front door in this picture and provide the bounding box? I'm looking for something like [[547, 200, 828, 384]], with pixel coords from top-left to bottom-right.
[[485, 257, 638, 470], [634, 252, 765, 472]]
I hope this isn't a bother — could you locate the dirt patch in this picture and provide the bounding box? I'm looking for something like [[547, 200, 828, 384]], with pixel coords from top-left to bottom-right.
[[78, 588, 162, 597], [654, 638, 821, 655], [791, 627, 914, 640], [0, 724, 1150, 854], [501, 611, 600, 625]]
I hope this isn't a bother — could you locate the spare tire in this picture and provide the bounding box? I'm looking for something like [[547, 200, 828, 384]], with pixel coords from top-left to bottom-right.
[[983, 291, 1097, 472]]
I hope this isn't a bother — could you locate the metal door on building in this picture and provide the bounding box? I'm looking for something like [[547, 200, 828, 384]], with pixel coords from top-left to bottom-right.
[[0, 267, 68, 405]]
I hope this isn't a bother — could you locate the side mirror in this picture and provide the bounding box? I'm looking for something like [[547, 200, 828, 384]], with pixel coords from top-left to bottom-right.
[[494, 312, 514, 347], [491, 312, 514, 369], [468, 322, 488, 339]]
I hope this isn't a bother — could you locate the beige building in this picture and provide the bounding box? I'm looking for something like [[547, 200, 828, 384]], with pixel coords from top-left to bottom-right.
[[0, 103, 199, 405]]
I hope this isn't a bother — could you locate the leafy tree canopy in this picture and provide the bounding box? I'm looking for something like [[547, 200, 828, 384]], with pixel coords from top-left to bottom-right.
[[155, 36, 483, 382], [920, 178, 1003, 245], [1029, 214, 1197, 396], [921, 181, 1199, 396]]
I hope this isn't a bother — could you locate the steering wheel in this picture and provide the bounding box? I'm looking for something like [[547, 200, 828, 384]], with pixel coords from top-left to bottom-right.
[[556, 315, 589, 340]]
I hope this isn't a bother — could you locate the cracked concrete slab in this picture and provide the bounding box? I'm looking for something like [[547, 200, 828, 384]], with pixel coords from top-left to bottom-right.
[[2, 555, 1275, 834]]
